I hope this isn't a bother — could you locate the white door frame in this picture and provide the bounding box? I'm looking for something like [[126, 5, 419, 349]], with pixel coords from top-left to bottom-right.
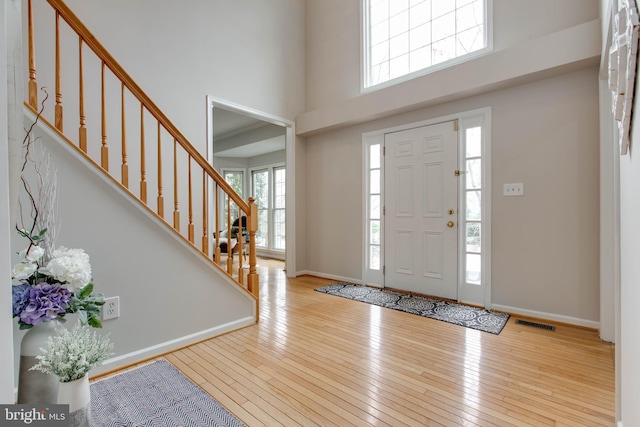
[[362, 107, 492, 307], [205, 95, 296, 276]]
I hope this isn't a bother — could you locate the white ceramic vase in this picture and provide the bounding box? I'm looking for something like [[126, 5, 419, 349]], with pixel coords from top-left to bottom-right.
[[17, 321, 59, 403], [58, 374, 91, 427]]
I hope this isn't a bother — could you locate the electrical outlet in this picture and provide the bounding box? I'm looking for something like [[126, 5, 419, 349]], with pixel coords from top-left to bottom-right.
[[102, 296, 120, 320]]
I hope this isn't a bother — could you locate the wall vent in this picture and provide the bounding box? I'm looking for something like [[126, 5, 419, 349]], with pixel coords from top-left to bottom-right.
[[515, 319, 556, 331]]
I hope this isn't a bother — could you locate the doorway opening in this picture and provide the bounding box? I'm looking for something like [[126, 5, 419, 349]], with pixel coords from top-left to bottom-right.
[[206, 96, 295, 271]]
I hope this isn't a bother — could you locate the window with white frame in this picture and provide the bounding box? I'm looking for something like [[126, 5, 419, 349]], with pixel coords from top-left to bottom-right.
[[222, 170, 244, 224], [252, 169, 269, 248], [273, 167, 286, 250], [367, 143, 382, 271], [463, 126, 482, 284], [251, 164, 286, 252], [363, 0, 489, 89]]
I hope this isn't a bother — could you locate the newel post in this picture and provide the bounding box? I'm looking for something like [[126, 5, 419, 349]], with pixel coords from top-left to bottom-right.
[[247, 197, 259, 300]]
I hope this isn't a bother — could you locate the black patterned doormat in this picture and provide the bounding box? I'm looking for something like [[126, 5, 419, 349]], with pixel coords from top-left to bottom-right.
[[315, 282, 510, 335]]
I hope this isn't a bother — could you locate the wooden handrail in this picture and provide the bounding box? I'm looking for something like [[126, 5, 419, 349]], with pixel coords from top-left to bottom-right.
[[46, 0, 248, 212], [27, 0, 259, 302]]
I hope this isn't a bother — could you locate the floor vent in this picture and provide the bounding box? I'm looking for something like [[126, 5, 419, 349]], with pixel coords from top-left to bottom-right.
[[515, 319, 556, 331]]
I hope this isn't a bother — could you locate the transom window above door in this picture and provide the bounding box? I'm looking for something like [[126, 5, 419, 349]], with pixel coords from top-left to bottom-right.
[[363, 0, 491, 89]]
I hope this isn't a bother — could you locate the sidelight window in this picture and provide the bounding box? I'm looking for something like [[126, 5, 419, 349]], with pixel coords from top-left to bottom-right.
[[463, 126, 482, 284]]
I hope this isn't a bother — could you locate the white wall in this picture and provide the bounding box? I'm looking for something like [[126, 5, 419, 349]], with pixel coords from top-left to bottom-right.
[[25, 0, 308, 276], [61, 0, 306, 147], [9, 0, 308, 383], [0, 0, 14, 404], [618, 3, 640, 419], [305, 0, 600, 112], [3, 0, 27, 402], [619, 130, 640, 426], [11, 119, 256, 381], [301, 0, 601, 325], [304, 68, 601, 324]]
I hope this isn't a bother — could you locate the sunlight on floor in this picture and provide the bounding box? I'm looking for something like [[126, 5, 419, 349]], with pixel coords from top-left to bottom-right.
[[463, 327, 482, 421]]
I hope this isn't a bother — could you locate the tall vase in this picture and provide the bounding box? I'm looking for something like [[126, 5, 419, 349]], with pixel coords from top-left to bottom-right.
[[17, 321, 59, 403], [58, 375, 91, 427]]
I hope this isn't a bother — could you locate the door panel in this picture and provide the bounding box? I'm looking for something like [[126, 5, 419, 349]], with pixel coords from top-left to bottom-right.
[[423, 231, 444, 278], [384, 121, 458, 299], [423, 162, 443, 216]]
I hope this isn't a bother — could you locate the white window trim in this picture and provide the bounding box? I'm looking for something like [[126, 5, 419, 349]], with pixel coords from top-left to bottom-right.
[[362, 133, 385, 287], [361, 107, 492, 308], [360, 0, 494, 93], [457, 112, 492, 308]]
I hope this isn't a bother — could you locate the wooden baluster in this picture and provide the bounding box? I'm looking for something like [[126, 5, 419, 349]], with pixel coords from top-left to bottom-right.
[[78, 38, 87, 152], [247, 197, 259, 301], [157, 122, 164, 217], [173, 139, 180, 231], [140, 104, 147, 203], [28, 0, 37, 108], [214, 183, 220, 264], [121, 83, 128, 187], [237, 209, 244, 286], [188, 156, 194, 243], [101, 61, 108, 170], [54, 11, 63, 131], [226, 198, 233, 274], [202, 171, 208, 256]]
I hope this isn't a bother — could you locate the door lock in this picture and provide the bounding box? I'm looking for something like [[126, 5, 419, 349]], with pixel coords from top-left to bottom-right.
[[448, 209, 455, 215]]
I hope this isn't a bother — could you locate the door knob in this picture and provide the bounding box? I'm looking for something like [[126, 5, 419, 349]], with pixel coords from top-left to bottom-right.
[[447, 221, 455, 228]]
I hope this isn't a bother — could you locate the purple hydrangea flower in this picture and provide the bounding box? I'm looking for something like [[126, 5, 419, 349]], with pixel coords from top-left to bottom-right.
[[19, 284, 73, 326], [12, 283, 31, 317]]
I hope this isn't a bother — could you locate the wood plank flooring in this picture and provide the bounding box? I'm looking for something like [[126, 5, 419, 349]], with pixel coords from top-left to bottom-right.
[[147, 260, 615, 426]]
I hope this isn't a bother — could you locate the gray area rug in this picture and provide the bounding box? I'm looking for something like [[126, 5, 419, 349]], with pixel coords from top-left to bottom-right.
[[90, 360, 246, 427], [316, 282, 509, 334]]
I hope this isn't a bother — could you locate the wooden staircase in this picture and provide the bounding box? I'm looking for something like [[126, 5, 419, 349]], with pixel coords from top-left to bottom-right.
[[24, 0, 259, 307]]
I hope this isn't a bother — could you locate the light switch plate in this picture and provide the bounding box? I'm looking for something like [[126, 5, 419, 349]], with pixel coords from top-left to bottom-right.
[[503, 183, 524, 196]]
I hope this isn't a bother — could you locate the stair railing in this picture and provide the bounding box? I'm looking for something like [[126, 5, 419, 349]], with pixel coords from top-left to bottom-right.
[[25, 0, 259, 303]]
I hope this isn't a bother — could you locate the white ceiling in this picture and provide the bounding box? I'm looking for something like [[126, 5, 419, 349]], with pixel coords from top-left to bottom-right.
[[213, 108, 286, 158], [213, 108, 265, 139]]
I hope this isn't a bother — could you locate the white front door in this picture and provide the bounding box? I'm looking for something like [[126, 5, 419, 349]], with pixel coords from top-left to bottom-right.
[[384, 121, 459, 299]]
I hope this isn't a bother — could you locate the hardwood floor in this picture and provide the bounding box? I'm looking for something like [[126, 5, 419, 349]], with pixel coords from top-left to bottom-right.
[[160, 260, 614, 426]]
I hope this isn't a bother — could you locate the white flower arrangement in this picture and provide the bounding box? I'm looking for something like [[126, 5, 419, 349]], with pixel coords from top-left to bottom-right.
[[11, 230, 104, 329], [37, 246, 92, 292], [30, 323, 114, 383]]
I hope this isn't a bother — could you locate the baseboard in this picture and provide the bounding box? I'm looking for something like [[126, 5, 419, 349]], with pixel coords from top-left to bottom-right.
[[92, 316, 255, 377], [492, 304, 600, 329], [295, 270, 361, 285]]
